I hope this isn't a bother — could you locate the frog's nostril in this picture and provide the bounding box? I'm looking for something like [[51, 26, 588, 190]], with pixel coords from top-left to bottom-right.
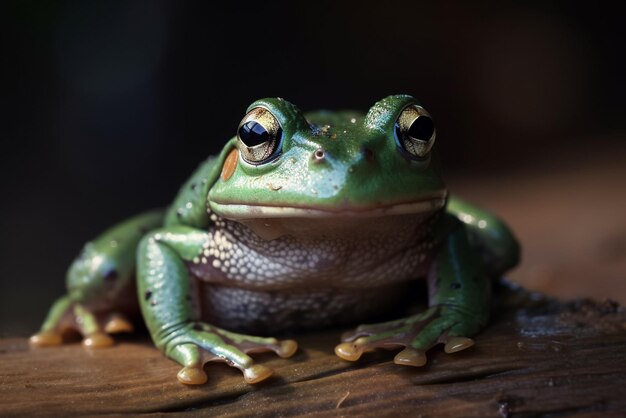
[[312, 148, 325, 163]]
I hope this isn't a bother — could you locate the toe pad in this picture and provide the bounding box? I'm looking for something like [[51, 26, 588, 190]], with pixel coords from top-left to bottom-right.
[[29, 331, 62, 347]]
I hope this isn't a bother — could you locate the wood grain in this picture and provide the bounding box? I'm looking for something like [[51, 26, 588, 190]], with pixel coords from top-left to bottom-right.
[[1, 286, 625, 417]]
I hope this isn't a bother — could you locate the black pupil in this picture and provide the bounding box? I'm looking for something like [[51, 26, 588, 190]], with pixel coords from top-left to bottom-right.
[[408, 116, 434, 141], [239, 121, 270, 147]]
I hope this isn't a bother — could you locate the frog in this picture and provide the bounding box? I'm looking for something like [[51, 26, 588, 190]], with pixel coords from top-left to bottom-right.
[[30, 95, 519, 385]]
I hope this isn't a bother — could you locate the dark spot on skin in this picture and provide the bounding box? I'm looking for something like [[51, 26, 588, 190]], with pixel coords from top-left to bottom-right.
[[104, 270, 118, 282], [361, 146, 375, 162], [450, 282, 462, 290], [144, 290, 152, 301], [176, 208, 183, 217], [191, 182, 197, 190]]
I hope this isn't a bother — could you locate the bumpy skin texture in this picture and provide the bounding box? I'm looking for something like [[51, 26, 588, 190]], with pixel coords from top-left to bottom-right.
[[31, 95, 519, 385]]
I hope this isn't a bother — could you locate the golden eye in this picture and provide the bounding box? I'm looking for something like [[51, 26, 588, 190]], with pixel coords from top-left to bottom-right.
[[394, 105, 436, 159], [237, 107, 283, 164]]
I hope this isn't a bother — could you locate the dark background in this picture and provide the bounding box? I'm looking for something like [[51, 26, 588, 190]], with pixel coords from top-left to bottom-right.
[[1, 1, 624, 334]]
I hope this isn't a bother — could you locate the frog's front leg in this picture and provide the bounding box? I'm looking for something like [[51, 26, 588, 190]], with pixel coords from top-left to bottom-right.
[[138, 226, 297, 385], [336, 219, 490, 366]]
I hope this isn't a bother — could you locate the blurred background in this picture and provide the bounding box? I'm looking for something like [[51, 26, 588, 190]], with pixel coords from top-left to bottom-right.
[[0, 1, 624, 334]]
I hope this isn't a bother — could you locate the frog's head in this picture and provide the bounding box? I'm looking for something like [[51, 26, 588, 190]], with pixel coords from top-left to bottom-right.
[[208, 95, 446, 237]]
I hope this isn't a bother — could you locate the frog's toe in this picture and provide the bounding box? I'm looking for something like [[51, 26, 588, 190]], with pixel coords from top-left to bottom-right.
[[177, 366, 208, 385], [29, 330, 63, 347], [443, 336, 474, 354], [82, 331, 115, 348], [276, 339, 298, 358], [170, 329, 284, 385], [340, 317, 409, 342], [334, 336, 388, 361], [32, 299, 130, 348], [104, 313, 134, 334], [393, 347, 428, 367], [206, 325, 299, 359], [335, 307, 482, 366], [243, 364, 274, 384], [334, 341, 364, 361], [223, 336, 298, 359]]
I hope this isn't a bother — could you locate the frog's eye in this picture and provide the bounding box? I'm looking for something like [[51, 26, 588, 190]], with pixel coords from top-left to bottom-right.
[[394, 105, 436, 159], [237, 107, 283, 164]]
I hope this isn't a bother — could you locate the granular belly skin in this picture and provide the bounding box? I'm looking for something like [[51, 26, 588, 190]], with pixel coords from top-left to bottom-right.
[[197, 282, 418, 334]]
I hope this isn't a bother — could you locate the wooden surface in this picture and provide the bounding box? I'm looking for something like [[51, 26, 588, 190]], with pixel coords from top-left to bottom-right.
[[447, 150, 626, 305], [1, 285, 625, 417]]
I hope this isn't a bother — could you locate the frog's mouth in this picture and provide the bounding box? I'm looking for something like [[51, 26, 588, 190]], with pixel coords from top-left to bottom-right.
[[208, 190, 447, 220]]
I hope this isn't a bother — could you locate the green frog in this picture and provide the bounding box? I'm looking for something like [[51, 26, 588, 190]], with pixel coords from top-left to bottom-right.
[[30, 95, 519, 385]]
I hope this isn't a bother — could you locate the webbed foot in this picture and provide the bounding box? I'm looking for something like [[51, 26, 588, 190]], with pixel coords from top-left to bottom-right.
[[335, 305, 480, 367], [30, 297, 134, 348], [164, 323, 298, 385]]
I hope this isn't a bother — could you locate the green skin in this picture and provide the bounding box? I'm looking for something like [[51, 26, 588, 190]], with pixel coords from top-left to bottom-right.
[[32, 95, 519, 385]]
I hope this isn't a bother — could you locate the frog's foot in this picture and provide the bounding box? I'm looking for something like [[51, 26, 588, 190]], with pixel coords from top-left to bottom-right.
[[29, 330, 63, 347], [335, 305, 482, 367], [103, 313, 134, 334], [30, 299, 134, 349], [166, 323, 298, 385], [82, 312, 135, 347]]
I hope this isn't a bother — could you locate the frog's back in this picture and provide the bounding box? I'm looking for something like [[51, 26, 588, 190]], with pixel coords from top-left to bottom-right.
[[164, 152, 229, 228]]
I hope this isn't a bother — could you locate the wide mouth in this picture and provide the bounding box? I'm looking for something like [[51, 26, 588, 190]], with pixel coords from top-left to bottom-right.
[[209, 190, 448, 219]]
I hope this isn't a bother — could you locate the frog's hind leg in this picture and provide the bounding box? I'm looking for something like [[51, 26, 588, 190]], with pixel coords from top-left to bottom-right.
[[30, 210, 164, 348], [446, 195, 520, 277]]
